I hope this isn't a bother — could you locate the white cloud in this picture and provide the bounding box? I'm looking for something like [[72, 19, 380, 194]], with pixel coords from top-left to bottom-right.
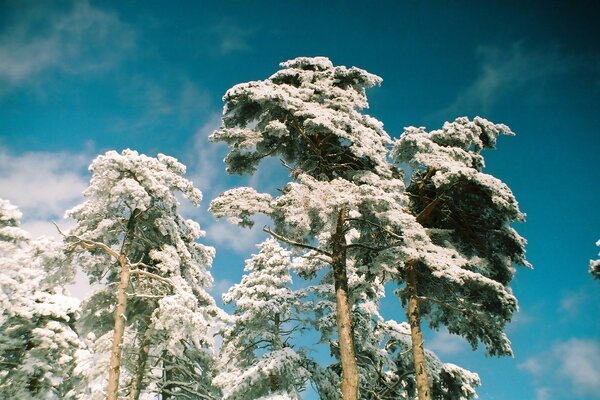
[[517, 357, 543, 375], [427, 329, 469, 356], [0, 1, 134, 90], [209, 278, 234, 299], [189, 113, 229, 197], [0, 147, 89, 223], [554, 339, 600, 396], [559, 290, 589, 315], [207, 218, 269, 255], [519, 338, 600, 399], [438, 42, 568, 117], [535, 387, 551, 400]]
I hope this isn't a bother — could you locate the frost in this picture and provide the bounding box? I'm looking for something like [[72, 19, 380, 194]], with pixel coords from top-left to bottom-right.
[[65, 150, 222, 399]]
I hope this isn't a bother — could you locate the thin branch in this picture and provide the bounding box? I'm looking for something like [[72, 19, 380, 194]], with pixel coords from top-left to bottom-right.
[[346, 217, 403, 240], [263, 226, 332, 258], [129, 269, 174, 286], [54, 221, 123, 261], [344, 242, 402, 252]]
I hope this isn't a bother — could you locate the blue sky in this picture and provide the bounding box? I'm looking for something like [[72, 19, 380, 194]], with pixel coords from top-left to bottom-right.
[[1, 1, 599, 399]]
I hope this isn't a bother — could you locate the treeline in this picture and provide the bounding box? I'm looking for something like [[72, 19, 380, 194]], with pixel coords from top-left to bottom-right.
[[0, 57, 530, 400]]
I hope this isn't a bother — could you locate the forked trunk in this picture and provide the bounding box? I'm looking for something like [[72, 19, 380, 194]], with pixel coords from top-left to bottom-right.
[[406, 261, 431, 400], [106, 212, 138, 400], [331, 208, 359, 400]]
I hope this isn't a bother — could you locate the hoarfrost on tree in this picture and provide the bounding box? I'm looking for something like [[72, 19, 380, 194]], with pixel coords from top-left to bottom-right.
[[215, 238, 309, 399], [391, 116, 530, 356], [0, 199, 84, 399], [65, 150, 221, 399]]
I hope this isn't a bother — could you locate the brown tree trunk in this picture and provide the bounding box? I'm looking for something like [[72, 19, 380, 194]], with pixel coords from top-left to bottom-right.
[[331, 208, 359, 400], [406, 261, 431, 400], [106, 257, 131, 400], [106, 212, 138, 400]]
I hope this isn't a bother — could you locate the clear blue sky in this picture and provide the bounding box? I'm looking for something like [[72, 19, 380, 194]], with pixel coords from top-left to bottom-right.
[[1, 1, 599, 399]]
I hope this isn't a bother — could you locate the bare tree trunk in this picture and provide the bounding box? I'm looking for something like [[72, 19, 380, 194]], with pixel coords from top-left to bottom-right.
[[106, 257, 131, 400], [331, 208, 359, 400], [106, 212, 138, 400], [406, 261, 431, 400]]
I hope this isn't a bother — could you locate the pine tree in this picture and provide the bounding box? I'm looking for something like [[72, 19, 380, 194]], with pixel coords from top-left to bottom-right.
[[64, 150, 220, 400], [210, 56, 397, 400], [388, 117, 530, 398], [214, 238, 309, 399], [0, 199, 84, 399]]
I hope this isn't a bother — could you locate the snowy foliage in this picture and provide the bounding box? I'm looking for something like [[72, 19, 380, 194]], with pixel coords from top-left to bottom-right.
[[391, 117, 530, 356], [299, 260, 480, 399], [215, 239, 309, 399], [210, 56, 392, 179], [65, 150, 220, 399], [590, 239, 600, 279], [210, 57, 523, 397], [0, 199, 84, 399]]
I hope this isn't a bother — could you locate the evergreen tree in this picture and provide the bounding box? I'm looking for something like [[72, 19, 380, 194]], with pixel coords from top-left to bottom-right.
[[214, 238, 309, 399], [0, 199, 84, 399], [210, 57, 528, 399], [209, 56, 397, 400], [387, 117, 530, 398], [64, 150, 220, 400]]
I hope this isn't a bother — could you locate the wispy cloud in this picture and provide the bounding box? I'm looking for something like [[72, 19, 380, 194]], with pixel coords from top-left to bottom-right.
[[518, 338, 600, 399], [0, 1, 134, 91], [437, 42, 569, 117], [427, 328, 469, 356], [188, 113, 229, 196], [111, 77, 212, 135], [0, 147, 90, 235], [210, 18, 255, 55]]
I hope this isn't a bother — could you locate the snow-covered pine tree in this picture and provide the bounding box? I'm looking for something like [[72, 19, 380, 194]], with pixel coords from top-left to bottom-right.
[[214, 238, 309, 399], [64, 150, 220, 400], [388, 117, 530, 398], [0, 199, 84, 399], [590, 240, 600, 279], [209, 56, 399, 400]]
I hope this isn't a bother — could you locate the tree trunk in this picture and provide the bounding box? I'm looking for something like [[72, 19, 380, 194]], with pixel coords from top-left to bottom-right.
[[106, 257, 131, 400], [106, 212, 138, 400], [270, 313, 281, 393], [129, 323, 151, 400], [406, 261, 431, 400], [331, 208, 359, 400], [161, 352, 174, 400]]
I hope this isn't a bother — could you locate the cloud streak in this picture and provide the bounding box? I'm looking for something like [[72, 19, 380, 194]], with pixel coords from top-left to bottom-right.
[[0, 1, 134, 90], [210, 18, 255, 55], [437, 42, 569, 117], [518, 338, 600, 399], [427, 328, 469, 356], [0, 146, 90, 236]]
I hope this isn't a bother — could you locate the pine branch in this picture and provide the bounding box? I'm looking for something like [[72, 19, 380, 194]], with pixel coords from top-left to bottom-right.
[[263, 226, 332, 258]]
